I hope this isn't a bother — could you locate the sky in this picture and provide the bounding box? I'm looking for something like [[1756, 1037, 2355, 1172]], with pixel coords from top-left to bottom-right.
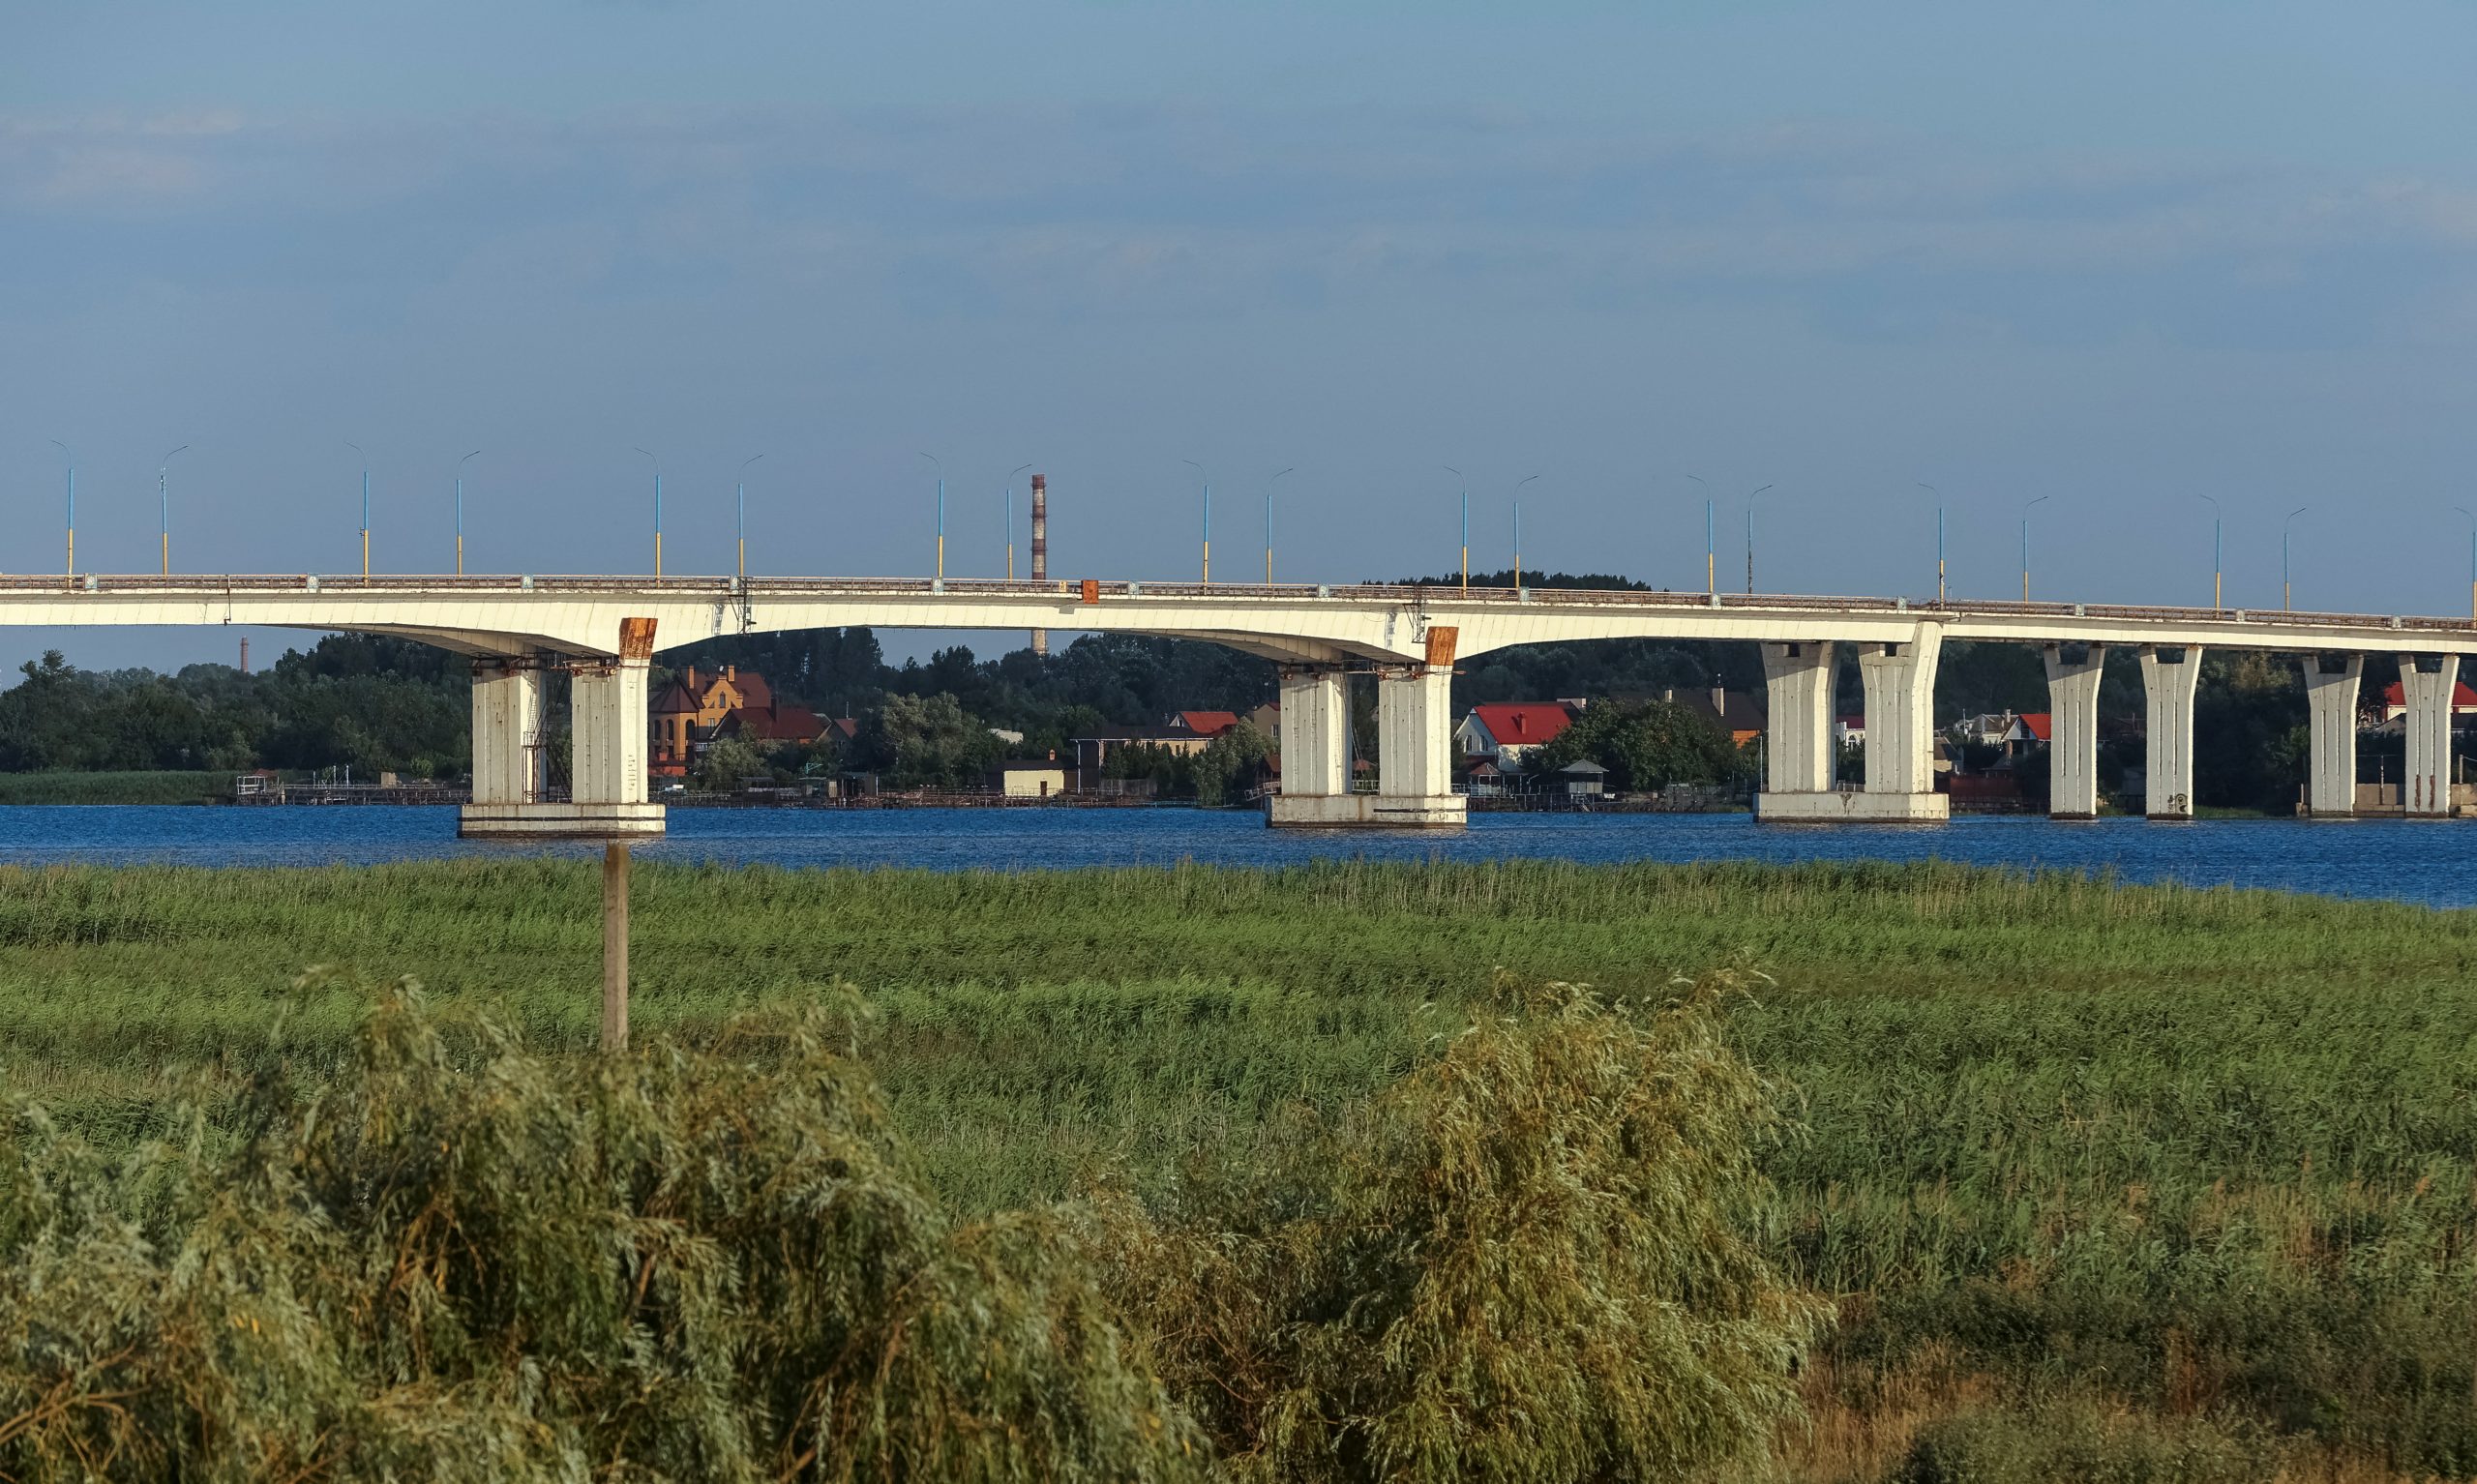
[[4, 1, 2475, 671]]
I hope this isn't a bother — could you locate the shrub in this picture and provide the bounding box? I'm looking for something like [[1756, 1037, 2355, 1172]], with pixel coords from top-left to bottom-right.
[[1095, 968, 1828, 1483], [0, 978, 1203, 1482]]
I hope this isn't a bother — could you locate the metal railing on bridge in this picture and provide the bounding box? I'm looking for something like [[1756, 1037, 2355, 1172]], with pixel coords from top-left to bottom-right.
[[1, 571, 2468, 637]]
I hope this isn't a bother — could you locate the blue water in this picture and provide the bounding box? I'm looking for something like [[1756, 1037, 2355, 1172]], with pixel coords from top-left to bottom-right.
[[0, 806, 2472, 906]]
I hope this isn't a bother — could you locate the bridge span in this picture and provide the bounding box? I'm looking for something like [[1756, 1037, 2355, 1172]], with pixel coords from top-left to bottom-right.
[[5, 572, 2471, 834]]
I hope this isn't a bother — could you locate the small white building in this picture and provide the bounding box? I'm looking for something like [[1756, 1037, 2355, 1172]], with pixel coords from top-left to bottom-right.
[[989, 759, 1069, 798]]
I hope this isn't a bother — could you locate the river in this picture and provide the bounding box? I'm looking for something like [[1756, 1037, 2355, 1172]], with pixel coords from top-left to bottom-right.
[[0, 806, 2472, 906]]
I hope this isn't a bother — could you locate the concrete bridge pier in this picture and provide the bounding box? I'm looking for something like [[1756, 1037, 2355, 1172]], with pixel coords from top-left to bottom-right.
[[2302, 654, 2363, 817], [1371, 664, 1466, 827], [2041, 642, 2106, 819], [1751, 640, 1837, 820], [1759, 627, 1945, 822], [1855, 631, 1948, 820], [2137, 645, 2201, 819], [463, 616, 667, 840], [1267, 667, 1354, 826], [467, 657, 547, 809], [2400, 653, 2462, 816]]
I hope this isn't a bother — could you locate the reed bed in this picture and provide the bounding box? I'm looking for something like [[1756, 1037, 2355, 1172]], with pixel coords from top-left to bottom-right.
[[6, 855, 2477, 1477]]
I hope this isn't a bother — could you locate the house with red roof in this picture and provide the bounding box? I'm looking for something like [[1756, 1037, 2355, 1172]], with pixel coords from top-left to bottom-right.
[[1455, 701, 1575, 766], [2373, 680, 2477, 725], [648, 664, 834, 775], [1164, 710, 1242, 739]]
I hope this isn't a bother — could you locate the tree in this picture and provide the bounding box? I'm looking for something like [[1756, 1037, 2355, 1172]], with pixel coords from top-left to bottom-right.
[[853, 693, 1003, 788], [1526, 697, 1746, 792], [1192, 721, 1272, 805], [695, 736, 771, 792]]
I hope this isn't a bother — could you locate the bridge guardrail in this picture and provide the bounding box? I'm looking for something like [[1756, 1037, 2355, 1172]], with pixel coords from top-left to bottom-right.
[[1, 572, 2470, 640]]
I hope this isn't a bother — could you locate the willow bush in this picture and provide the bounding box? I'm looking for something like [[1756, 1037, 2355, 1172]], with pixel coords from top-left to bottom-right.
[[0, 966, 1821, 1482], [1094, 969, 1828, 1483], [0, 978, 1203, 1483]]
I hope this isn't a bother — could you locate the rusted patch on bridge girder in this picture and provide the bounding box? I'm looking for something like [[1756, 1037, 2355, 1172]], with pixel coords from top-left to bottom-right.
[[618, 616, 658, 659]]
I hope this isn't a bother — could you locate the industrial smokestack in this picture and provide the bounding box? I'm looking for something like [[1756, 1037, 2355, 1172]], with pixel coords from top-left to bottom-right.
[[1030, 473, 1049, 657], [239, 638, 251, 675]]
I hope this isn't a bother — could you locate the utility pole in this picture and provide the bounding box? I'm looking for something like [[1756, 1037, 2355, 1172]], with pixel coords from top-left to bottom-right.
[[2019, 495, 2049, 602], [1006, 462, 1031, 580], [1184, 460, 1210, 582], [1264, 466, 1292, 583], [158, 445, 188, 576], [634, 448, 662, 580], [2196, 493, 2223, 609], [457, 450, 481, 577], [918, 452, 944, 581], [2283, 505, 2310, 611], [347, 442, 370, 580], [1514, 474, 1537, 589], [50, 441, 75, 585], [1917, 483, 1945, 606], [1686, 474, 1712, 595], [738, 454, 766, 584], [1743, 484, 1774, 594]]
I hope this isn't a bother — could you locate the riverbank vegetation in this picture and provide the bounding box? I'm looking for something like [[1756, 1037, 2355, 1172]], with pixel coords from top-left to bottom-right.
[[4, 858, 2475, 1477], [0, 769, 230, 804]]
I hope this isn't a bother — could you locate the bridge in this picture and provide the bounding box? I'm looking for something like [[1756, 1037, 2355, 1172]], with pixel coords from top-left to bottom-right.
[[6, 571, 2474, 834]]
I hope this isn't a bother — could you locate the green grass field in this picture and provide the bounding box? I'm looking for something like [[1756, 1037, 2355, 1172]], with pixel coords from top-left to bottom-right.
[[5, 856, 2475, 1480]]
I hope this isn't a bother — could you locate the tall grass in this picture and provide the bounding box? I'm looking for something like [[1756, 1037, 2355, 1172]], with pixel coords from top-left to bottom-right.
[[5, 857, 2477, 1476]]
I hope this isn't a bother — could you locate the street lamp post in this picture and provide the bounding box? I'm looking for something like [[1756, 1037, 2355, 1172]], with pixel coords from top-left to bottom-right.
[[1263, 467, 1293, 583], [1686, 473, 1713, 594], [346, 442, 370, 579], [2019, 495, 2050, 602], [1742, 484, 1775, 594], [1514, 474, 1538, 590], [2195, 494, 2223, 609], [1445, 466, 1468, 589], [1181, 460, 1211, 582], [1006, 462, 1032, 580], [2283, 506, 2310, 611], [917, 452, 944, 581], [737, 454, 765, 584], [633, 448, 663, 580], [456, 450, 480, 576], [2456, 506, 2477, 621], [158, 445, 189, 577], [1916, 483, 1946, 606], [48, 440, 74, 584]]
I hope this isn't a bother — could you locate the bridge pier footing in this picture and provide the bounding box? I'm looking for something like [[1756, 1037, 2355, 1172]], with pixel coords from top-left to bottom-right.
[[1755, 790, 1947, 823]]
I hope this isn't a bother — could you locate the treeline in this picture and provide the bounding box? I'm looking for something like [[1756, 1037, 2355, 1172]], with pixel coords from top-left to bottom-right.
[[0, 638, 470, 779]]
